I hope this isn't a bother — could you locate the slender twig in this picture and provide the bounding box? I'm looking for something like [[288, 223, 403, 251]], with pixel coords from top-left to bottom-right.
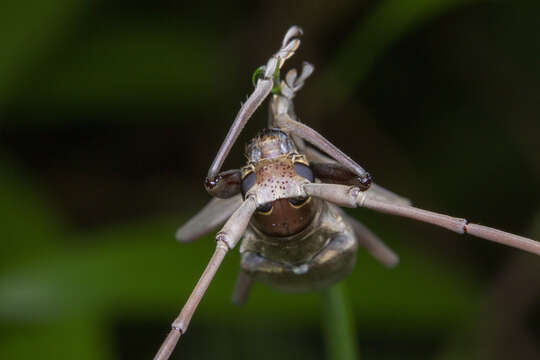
[[321, 283, 359, 360]]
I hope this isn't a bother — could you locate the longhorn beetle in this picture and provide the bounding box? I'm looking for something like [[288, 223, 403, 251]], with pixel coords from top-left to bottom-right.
[[154, 26, 540, 360]]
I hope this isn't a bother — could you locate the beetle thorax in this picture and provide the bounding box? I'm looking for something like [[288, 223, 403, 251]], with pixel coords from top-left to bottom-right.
[[245, 129, 295, 162], [243, 156, 307, 205]]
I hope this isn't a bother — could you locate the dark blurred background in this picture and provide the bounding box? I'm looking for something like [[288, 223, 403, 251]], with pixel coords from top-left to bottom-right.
[[1, 0, 539, 359]]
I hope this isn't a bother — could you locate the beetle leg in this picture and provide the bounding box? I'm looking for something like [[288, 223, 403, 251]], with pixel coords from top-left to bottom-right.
[[310, 160, 410, 205], [303, 144, 335, 164], [340, 210, 399, 268], [266, 60, 373, 187], [204, 169, 242, 198], [207, 26, 303, 180], [231, 270, 254, 306], [275, 112, 372, 189], [312, 162, 370, 188]]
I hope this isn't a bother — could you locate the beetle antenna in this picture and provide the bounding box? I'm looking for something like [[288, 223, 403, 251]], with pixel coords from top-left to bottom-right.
[[154, 197, 257, 360], [303, 183, 540, 256]]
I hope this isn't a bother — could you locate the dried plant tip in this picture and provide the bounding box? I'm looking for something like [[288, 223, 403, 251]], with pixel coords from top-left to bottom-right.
[[298, 62, 314, 83], [282, 25, 303, 48], [285, 68, 298, 88]]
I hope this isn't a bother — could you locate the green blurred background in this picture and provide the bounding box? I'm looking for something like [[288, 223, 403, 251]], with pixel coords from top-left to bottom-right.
[[1, 0, 539, 359]]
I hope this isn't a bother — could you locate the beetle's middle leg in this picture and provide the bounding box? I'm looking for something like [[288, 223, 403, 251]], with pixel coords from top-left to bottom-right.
[[339, 211, 399, 268], [231, 269, 254, 306]]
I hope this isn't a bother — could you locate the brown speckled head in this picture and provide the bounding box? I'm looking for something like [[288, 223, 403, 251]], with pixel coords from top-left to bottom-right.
[[241, 129, 317, 237]]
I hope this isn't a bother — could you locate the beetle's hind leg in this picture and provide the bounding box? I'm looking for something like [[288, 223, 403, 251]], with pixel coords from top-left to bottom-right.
[[231, 269, 254, 306], [340, 211, 399, 268]]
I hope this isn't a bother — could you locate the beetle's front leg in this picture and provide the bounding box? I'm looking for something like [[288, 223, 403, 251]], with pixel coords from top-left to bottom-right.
[[275, 112, 372, 189], [207, 26, 303, 179], [311, 162, 370, 188], [204, 169, 242, 198]]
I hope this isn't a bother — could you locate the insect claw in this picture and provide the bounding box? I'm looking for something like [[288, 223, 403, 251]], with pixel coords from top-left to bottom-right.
[[358, 172, 372, 190]]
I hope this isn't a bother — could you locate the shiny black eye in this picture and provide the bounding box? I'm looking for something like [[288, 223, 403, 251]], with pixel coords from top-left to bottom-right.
[[293, 163, 314, 182], [241, 172, 256, 197], [289, 196, 308, 207], [256, 202, 273, 214]]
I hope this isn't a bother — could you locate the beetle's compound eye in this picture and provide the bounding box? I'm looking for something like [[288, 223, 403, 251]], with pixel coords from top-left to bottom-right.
[[241, 172, 256, 197], [289, 196, 310, 208], [256, 202, 273, 215], [293, 162, 314, 182]]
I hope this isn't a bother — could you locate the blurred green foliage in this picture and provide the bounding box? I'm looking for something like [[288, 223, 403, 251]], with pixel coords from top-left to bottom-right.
[[1, 1, 539, 359]]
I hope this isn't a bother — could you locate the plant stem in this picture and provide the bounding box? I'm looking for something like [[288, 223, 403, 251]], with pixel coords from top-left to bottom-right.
[[321, 282, 359, 360]]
